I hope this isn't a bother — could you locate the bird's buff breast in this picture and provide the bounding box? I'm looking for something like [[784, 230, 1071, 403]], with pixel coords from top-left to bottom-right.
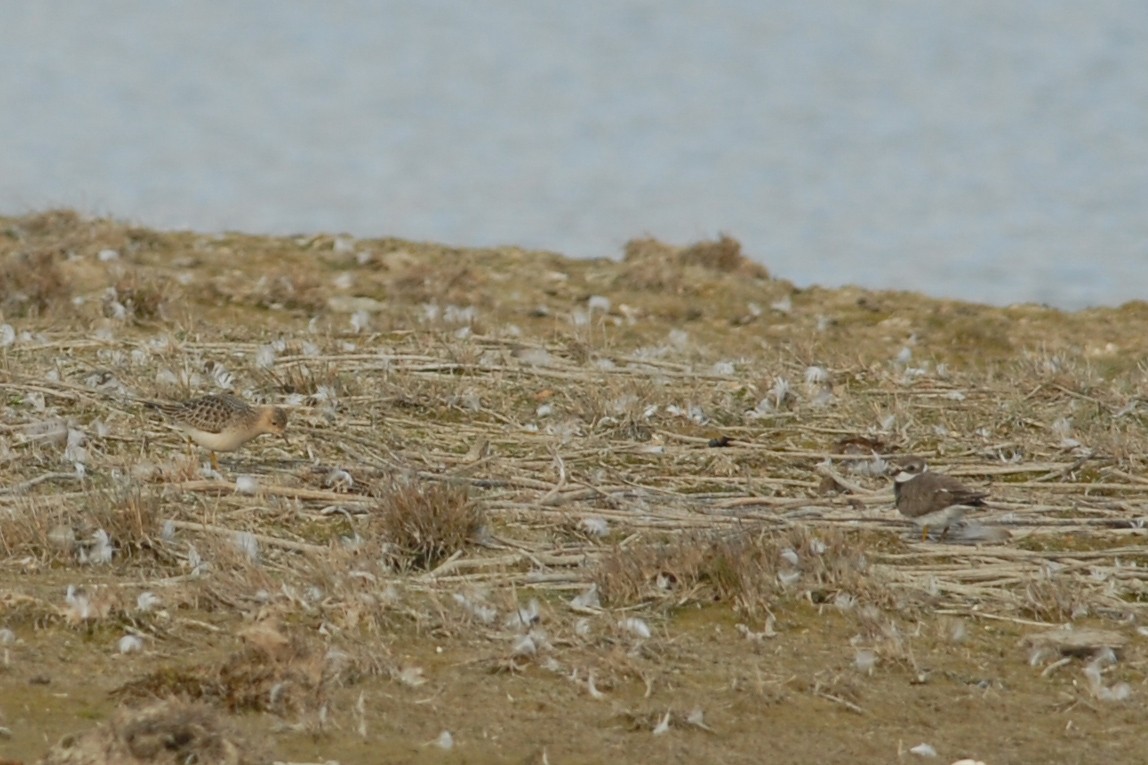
[[180, 425, 258, 452]]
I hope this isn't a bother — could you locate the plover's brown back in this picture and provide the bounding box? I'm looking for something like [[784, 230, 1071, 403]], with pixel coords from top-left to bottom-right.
[[892, 457, 988, 539], [895, 470, 988, 519]]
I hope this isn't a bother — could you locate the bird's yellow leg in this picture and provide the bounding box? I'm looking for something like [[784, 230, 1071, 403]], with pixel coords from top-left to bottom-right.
[[920, 525, 929, 542], [210, 451, 220, 472]]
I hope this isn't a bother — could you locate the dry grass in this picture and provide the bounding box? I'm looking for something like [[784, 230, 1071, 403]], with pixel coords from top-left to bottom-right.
[[0, 486, 161, 564], [258, 358, 351, 399], [38, 700, 262, 765], [4, 210, 1148, 763], [107, 270, 176, 324], [594, 526, 873, 618], [1022, 576, 1098, 623], [111, 619, 375, 720], [373, 480, 486, 570], [677, 234, 768, 277], [0, 250, 71, 317]]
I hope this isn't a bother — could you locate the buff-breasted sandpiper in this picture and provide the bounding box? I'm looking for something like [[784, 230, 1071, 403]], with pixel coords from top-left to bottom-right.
[[145, 393, 288, 470]]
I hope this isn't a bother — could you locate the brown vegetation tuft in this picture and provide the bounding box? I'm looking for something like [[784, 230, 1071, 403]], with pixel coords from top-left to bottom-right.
[[108, 270, 174, 323], [0, 487, 161, 564], [678, 234, 768, 277], [595, 526, 871, 617], [112, 619, 375, 722], [260, 359, 348, 398], [5, 207, 87, 239], [617, 234, 769, 292], [38, 699, 262, 765], [1022, 576, 1094, 623], [0, 250, 72, 317], [197, 267, 327, 313], [374, 480, 486, 570], [389, 261, 485, 306], [84, 487, 163, 559]]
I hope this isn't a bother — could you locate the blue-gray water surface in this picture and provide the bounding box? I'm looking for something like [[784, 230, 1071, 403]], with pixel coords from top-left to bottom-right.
[[1, 2, 1146, 309]]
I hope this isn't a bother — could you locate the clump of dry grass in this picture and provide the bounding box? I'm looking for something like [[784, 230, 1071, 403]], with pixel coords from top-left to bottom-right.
[[374, 480, 486, 570], [4, 207, 87, 238], [112, 618, 376, 723], [0, 250, 72, 317], [38, 699, 263, 765], [594, 534, 711, 606], [615, 235, 770, 293], [196, 267, 327, 313], [615, 238, 687, 293], [1022, 577, 1094, 622], [253, 271, 328, 312], [0, 589, 61, 630], [678, 234, 768, 278], [87, 487, 162, 545], [389, 261, 487, 307], [107, 270, 175, 323], [595, 526, 872, 617], [0, 487, 161, 564], [260, 360, 349, 398]]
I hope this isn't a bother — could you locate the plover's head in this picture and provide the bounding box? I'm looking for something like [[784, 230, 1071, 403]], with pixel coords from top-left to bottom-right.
[[893, 456, 927, 483]]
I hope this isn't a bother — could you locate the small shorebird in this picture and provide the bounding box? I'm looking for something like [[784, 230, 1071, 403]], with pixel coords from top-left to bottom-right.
[[893, 456, 988, 541], [145, 393, 288, 471]]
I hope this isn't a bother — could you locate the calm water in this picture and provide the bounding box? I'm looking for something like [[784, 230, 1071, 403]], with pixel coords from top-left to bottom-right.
[[2, 2, 1146, 309]]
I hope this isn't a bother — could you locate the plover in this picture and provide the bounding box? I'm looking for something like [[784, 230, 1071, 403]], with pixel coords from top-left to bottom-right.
[[892, 456, 988, 541], [145, 394, 288, 471]]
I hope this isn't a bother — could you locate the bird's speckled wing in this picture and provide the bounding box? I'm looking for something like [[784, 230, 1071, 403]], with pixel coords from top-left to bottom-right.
[[147, 394, 255, 434]]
